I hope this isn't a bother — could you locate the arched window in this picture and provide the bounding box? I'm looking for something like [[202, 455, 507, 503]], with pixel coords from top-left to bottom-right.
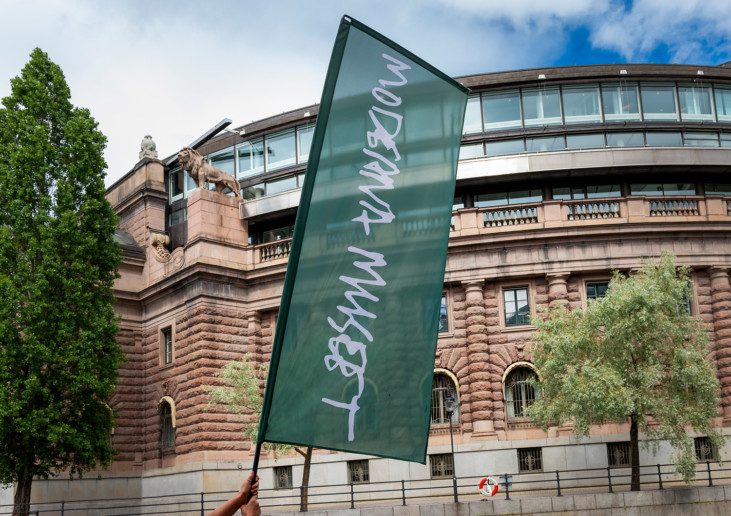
[[505, 366, 539, 419], [431, 373, 459, 424], [159, 397, 176, 453]]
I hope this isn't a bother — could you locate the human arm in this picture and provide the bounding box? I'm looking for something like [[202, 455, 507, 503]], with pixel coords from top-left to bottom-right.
[[208, 471, 259, 516]]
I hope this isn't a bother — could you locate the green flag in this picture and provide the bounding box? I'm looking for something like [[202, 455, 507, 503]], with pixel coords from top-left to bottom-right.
[[258, 16, 468, 463]]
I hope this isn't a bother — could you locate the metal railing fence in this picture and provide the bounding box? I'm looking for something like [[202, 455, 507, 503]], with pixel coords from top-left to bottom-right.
[[1, 461, 728, 515]]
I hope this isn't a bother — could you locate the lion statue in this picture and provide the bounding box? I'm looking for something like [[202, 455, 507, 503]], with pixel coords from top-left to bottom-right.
[[178, 147, 241, 197]]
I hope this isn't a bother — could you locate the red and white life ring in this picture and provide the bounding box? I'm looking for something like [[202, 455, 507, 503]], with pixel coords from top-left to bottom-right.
[[478, 476, 499, 497]]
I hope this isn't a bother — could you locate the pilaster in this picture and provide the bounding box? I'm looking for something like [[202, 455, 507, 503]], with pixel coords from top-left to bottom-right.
[[709, 267, 731, 424]]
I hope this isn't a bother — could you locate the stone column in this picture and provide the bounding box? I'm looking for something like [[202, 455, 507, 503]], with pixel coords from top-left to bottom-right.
[[246, 311, 262, 363], [546, 273, 570, 307], [463, 280, 496, 437], [710, 267, 731, 424]]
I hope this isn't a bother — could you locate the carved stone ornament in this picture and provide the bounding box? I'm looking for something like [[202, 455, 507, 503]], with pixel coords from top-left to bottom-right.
[[139, 134, 159, 160], [177, 146, 241, 197], [150, 232, 171, 262]]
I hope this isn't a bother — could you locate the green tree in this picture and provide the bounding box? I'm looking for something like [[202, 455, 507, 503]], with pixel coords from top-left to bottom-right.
[[0, 49, 121, 515], [528, 253, 723, 491], [210, 357, 313, 510]]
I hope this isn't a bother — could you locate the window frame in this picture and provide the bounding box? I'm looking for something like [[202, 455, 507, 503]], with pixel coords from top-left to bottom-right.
[[607, 441, 631, 468], [429, 453, 455, 478], [517, 447, 543, 472], [159, 397, 176, 454], [431, 370, 460, 426], [347, 459, 370, 484], [274, 465, 294, 489], [694, 436, 718, 462], [503, 364, 539, 420], [161, 326, 174, 366], [502, 286, 532, 328]]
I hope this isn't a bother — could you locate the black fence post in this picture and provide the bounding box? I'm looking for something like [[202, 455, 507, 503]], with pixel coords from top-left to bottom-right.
[[200, 492, 204, 516], [350, 483, 355, 509], [656, 464, 663, 490], [452, 475, 459, 503], [61, 501, 65, 516], [607, 467, 613, 493], [707, 461, 713, 487], [555, 470, 562, 496], [401, 480, 406, 506], [502, 474, 510, 500]]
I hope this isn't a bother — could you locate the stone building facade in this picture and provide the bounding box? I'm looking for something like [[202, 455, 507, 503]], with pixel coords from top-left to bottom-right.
[[13, 62, 731, 507]]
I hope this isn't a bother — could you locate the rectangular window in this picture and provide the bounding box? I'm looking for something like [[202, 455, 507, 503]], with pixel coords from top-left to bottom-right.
[[168, 207, 187, 226], [208, 147, 236, 175], [606, 132, 644, 147], [429, 454, 454, 478], [463, 96, 483, 134], [162, 327, 173, 365], [562, 85, 602, 124], [706, 183, 731, 195], [526, 135, 565, 153], [274, 466, 293, 489], [715, 87, 731, 122], [641, 83, 678, 121], [684, 132, 719, 147], [602, 83, 641, 122], [475, 190, 543, 208], [504, 287, 530, 327], [587, 184, 622, 198], [646, 132, 683, 147], [678, 85, 714, 121], [522, 87, 562, 126], [721, 133, 731, 148], [297, 124, 315, 163], [485, 138, 525, 157], [607, 442, 631, 468], [587, 281, 609, 300], [459, 143, 484, 160], [438, 294, 449, 333], [266, 129, 297, 171], [237, 139, 265, 178], [483, 89, 522, 130], [518, 448, 543, 472], [266, 175, 298, 196], [630, 183, 696, 196], [566, 133, 605, 150], [169, 169, 185, 201], [694, 436, 718, 461], [241, 183, 265, 200], [347, 460, 370, 484], [262, 225, 294, 243]]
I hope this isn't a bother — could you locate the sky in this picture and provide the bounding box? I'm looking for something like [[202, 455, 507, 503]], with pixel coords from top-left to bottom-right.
[[1, 0, 731, 186]]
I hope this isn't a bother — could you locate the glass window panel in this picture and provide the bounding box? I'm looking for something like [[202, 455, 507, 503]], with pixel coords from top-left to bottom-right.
[[607, 132, 644, 147], [486, 138, 524, 157], [241, 183, 265, 200], [587, 281, 609, 300], [715, 87, 731, 122], [185, 172, 197, 193], [721, 133, 731, 147], [504, 288, 530, 327], [553, 187, 572, 200], [646, 132, 682, 147], [563, 85, 602, 124], [453, 196, 465, 210], [208, 147, 235, 175], [266, 130, 297, 171], [706, 184, 731, 195], [170, 169, 184, 200], [459, 143, 484, 160], [297, 173, 306, 187], [684, 132, 719, 147], [602, 83, 641, 121], [262, 225, 294, 243], [631, 184, 664, 196], [526, 135, 565, 153], [663, 183, 696, 196], [483, 89, 522, 130], [678, 85, 714, 121], [509, 189, 543, 204], [266, 175, 298, 195], [566, 133, 605, 149], [522, 87, 562, 126], [438, 295, 449, 333], [587, 184, 621, 198], [474, 192, 509, 207], [297, 124, 315, 163], [641, 83, 678, 121], [463, 96, 483, 134], [237, 139, 265, 178]]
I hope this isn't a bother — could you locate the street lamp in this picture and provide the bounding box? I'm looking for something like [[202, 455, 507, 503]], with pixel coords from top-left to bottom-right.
[[444, 391, 458, 503]]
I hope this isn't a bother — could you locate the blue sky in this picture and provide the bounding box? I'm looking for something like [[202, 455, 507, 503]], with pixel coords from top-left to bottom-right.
[[1, 0, 730, 185]]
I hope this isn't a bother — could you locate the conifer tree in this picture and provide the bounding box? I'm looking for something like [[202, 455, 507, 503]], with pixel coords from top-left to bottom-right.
[[528, 253, 723, 491], [0, 48, 121, 515]]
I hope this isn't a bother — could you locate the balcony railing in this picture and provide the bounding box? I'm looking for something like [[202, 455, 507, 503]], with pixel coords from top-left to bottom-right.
[[257, 239, 292, 262], [483, 205, 539, 227], [565, 200, 621, 220], [648, 198, 700, 217]]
